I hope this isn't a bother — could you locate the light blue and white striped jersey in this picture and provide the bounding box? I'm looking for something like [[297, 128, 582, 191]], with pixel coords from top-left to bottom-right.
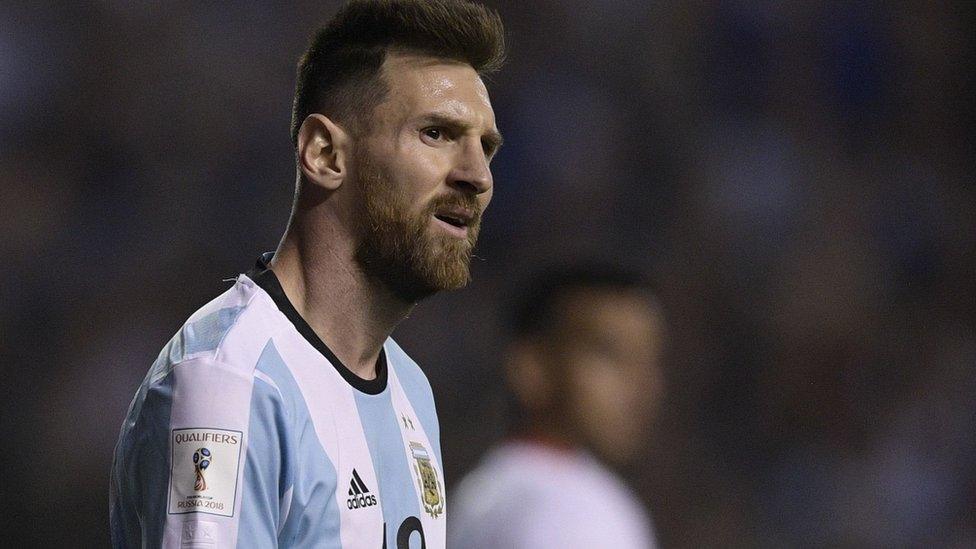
[[110, 255, 445, 548]]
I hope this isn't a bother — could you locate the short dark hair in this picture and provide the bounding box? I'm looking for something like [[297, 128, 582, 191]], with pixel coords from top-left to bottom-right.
[[510, 263, 653, 339], [291, 0, 506, 145]]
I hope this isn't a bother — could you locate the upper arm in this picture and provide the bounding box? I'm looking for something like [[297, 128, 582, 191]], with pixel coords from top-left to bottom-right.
[[113, 357, 286, 548]]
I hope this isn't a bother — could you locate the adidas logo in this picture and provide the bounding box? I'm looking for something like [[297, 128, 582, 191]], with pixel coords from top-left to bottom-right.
[[346, 469, 378, 510]]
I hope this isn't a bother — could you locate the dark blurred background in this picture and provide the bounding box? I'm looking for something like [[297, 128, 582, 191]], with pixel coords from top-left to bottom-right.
[[2, 1, 974, 546]]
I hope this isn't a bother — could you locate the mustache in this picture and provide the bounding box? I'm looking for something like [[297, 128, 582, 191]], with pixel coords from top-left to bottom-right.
[[426, 194, 482, 225]]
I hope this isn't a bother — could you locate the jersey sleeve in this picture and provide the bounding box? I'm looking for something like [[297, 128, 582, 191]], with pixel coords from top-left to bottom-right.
[[110, 356, 290, 548]]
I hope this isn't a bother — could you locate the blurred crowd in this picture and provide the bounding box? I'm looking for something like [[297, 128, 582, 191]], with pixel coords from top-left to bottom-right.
[[2, 1, 973, 546]]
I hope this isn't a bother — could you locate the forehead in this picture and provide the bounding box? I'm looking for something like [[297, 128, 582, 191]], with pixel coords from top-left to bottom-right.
[[554, 288, 661, 341], [375, 51, 495, 126]]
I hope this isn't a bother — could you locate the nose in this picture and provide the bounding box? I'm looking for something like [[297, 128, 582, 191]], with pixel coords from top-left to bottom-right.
[[448, 138, 492, 195]]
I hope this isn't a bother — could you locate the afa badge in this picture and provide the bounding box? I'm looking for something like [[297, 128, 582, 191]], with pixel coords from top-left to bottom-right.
[[409, 442, 443, 518]]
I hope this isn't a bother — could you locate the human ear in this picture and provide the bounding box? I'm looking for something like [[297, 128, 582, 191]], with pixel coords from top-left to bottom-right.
[[505, 341, 553, 413], [296, 113, 350, 191]]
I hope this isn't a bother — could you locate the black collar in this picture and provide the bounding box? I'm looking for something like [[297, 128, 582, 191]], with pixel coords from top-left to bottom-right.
[[247, 252, 388, 395]]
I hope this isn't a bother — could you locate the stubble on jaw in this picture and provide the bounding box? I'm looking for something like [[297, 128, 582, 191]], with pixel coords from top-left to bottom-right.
[[353, 149, 481, 302]]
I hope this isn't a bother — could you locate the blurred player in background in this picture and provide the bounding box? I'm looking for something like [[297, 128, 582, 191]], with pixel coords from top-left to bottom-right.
[[110, 0, 505, 547], [450, 265, 666, 548]]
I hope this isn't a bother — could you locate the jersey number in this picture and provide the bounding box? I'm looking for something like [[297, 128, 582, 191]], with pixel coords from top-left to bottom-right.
[[382, 516, 425, 549]]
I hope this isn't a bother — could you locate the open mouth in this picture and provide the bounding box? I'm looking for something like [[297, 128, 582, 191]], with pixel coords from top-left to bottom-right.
[[432, 206, 476, 237], [433, 213, 468, 228]]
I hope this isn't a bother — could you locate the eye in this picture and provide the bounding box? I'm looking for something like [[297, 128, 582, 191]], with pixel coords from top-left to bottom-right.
[[421, 127, 443, 143]]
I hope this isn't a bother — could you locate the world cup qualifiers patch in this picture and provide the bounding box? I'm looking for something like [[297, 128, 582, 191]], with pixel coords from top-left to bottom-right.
[[168, 428, 243, 517]]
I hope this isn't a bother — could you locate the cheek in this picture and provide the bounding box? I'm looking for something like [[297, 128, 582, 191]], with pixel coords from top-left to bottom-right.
[[382, 147, 440, 187], [402, 140, 451, 181], [384, 172, 434, 219], [571, 363, 631, 427]]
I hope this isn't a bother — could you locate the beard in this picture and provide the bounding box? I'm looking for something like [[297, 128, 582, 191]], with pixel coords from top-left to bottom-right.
[[353, 150, 482, 302]]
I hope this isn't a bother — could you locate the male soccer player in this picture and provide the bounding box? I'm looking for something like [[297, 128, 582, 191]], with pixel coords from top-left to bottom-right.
[[110, 1, 505, 547], [450, 265, 666, 548]]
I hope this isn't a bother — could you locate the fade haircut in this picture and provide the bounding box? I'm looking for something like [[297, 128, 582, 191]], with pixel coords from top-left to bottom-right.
[[291, 0, 506, 145]]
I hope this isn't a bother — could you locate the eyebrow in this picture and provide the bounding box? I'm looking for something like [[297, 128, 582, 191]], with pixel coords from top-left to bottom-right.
[[419, 113, 504, 156]]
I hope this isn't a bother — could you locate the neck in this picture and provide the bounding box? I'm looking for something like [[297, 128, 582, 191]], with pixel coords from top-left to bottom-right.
[[268, 215, 415, 380], [510, 412, 579, 451], [510, 428, 578, 453]]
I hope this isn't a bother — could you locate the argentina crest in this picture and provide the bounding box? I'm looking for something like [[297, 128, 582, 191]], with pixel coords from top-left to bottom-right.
[[409, 441, 443, 518]]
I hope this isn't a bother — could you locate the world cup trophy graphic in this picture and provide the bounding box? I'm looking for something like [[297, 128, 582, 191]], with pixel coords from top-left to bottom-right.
[[193, 447, 213, 491]]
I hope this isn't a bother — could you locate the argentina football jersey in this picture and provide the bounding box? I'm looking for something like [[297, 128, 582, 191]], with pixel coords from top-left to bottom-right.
[[110, 254, 445, 548]]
